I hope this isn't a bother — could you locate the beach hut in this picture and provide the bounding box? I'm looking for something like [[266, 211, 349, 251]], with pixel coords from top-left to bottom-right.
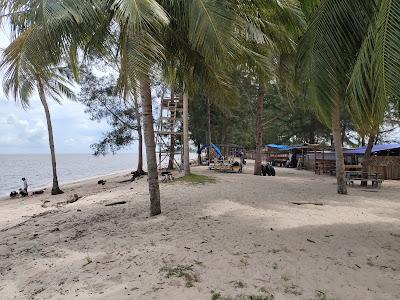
[[294, 144, 336, 173], [345, 144, 400, 180], [265, 144, 296, 167]]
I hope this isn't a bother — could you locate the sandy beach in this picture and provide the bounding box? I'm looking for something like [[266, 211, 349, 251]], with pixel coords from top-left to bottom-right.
[[0, 162, 399, 300]]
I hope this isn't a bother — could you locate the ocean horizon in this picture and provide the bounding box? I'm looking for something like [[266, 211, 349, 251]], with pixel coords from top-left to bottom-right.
[[0, 153, 139, 196]]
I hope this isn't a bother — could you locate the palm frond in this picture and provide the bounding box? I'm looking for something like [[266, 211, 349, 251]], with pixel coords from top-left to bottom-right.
[[111, 0, 168, 29], [297, 0, 376, 127], [187, 0, 238, 64], [375, 0, 400, 104]]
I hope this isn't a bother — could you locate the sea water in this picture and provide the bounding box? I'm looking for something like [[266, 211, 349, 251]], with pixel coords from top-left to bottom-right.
[[0, 154, 139, 196]]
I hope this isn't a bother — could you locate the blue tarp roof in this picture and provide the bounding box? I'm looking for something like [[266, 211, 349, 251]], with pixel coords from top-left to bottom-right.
[[266, 144, 296, 151], [344, 144, 400, 155], [197, 143, 223, 158]]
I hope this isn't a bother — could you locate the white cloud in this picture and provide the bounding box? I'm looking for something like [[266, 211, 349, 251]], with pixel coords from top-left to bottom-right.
[[0, 113, 47, 146], [0, 27, 115, 154], [0, 98, 112, 154]]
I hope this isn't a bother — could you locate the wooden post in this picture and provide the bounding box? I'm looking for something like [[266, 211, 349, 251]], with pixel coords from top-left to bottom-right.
[[301, 148, 304, 169], [314, 148, 317, 174]]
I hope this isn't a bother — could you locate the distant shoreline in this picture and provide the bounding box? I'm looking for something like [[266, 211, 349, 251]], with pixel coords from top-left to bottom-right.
[[0, 169, 133, 200], [0, 153, 140, 197], [1, 170, 133, 199]]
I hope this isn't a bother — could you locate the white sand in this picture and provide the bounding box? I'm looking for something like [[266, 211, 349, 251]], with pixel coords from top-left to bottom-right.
[[0, 163, 399, 300]]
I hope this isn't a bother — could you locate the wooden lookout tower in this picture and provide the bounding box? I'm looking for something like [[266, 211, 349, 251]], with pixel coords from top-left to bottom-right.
[[156, 94, 183, 170]]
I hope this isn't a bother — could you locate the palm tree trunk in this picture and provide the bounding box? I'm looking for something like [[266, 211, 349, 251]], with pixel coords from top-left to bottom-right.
[[133, 92, 144, 174], [140, 78, 161, 216], [197, 143, 202, 165], [168, 89, 175, 170], [332, 102, 347, 194], [254, 79, 266, 176], [37, 78, 63, 195], [183, 92, 190, 175]]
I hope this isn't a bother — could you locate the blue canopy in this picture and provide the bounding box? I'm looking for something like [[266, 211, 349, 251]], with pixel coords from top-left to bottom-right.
[[197, 143, 223, 158], [344, 144, 400, 155], [266, 144, 296, 151]]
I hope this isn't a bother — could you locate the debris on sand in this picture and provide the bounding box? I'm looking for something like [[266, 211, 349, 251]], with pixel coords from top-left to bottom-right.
[[105, 201, 127, 207], [67, 194, 81, 204]]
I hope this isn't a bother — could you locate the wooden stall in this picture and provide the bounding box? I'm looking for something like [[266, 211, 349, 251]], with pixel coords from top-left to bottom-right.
[[365, 157, 400, 180], [345, 144, 400, 180], [298, 144, 335, 174]]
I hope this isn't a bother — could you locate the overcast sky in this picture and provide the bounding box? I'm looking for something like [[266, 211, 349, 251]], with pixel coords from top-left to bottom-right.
[[0, 27, 135, 154]]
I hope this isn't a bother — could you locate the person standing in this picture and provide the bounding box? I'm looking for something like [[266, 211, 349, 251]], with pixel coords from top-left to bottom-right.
[[20, 178, 28, 197]]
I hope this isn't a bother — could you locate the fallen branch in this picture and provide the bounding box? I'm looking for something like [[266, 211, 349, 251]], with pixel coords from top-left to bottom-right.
[[289, 202, 323, 206], [105, 201, 127, 207]]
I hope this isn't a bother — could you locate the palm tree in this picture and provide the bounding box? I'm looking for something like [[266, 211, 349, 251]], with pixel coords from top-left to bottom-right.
[[139, 78, 161, 215], [0, 33, 74, 195], [230, 1, 305, 176], [298, 0, 400, 194], [0, 0, 101, 195], [158, 1, 242, 176]]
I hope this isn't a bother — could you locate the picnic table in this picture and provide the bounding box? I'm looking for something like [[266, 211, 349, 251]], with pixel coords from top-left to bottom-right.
[[345, 171, 383, 188]]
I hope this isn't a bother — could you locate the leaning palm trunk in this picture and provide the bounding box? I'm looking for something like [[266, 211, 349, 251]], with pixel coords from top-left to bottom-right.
[[133, 92, 144, 174], [183, 92, 190, 175], [254, 80, 266, 176], [140, 78, 161, 216], [332, 102, 347, 194], [37, 78, 63, 195]]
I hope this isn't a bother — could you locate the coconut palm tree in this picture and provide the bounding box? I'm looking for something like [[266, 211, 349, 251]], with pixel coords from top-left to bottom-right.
[[0, 33, 74, 195], [0, 0, 98, 195], [298, 0, 400, 194], [230, 1, 305, 176]]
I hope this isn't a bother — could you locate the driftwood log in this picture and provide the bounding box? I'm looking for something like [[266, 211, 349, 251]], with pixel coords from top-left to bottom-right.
[[105, 201, 127, 207], [289, 202, 323, 206]]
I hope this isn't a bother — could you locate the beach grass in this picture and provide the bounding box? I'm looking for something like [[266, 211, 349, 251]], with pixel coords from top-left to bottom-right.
[[160, 265, 199, 288], [176, 173, 216, 184]]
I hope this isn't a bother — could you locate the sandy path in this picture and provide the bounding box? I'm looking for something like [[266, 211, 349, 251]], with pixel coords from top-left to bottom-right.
[[0, 165, 399, 300]]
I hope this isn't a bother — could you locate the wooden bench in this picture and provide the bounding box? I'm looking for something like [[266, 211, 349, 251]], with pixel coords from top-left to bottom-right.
[[161, 171, 174, 182], [345, 171, 384, 188], [346, 178, 383, 188]]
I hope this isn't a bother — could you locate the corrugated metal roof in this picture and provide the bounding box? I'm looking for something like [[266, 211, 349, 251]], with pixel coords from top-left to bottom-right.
[[344, 144, 400, 155]]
